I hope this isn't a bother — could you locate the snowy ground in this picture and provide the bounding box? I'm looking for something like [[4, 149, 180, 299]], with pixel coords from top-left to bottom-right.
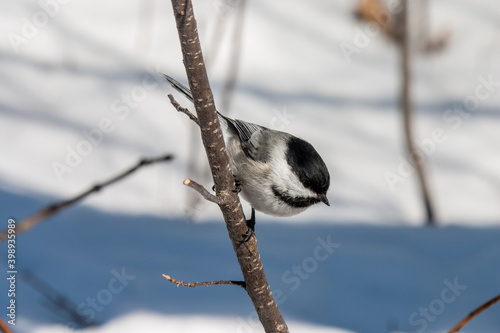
[[0, 0, 499, 332]]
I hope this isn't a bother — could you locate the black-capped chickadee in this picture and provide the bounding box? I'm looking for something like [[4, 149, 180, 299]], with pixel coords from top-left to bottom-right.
[[164, 75, 330, 219]]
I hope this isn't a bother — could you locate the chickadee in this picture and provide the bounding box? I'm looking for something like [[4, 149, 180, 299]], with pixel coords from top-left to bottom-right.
[[164, 75, 330, 219]]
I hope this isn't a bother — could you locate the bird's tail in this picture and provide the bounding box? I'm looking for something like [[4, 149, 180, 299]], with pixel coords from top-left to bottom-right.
[[162, 74, 194, 103], [163, 74, 230, 125]]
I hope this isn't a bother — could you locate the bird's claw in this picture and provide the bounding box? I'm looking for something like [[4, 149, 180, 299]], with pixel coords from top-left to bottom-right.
[[233, 176, 242, 193], [211, 176, 241, 193], [240, 208, 255, 243]]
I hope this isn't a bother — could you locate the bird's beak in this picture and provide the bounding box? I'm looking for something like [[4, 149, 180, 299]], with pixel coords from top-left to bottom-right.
[[319, 194, 330, 206]]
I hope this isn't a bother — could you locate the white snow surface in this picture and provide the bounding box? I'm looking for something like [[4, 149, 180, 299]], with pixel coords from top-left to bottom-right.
[[21, 312, 355, 333], [0, 0, 499, 332]]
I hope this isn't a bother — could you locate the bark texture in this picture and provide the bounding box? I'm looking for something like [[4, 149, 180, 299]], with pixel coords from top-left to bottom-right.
[[170, 1, 288, 331]]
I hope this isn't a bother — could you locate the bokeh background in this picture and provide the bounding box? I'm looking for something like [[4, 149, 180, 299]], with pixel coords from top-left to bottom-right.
[[0, 0, 499, 332]]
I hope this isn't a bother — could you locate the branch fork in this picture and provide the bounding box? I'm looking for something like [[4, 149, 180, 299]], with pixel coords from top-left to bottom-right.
[[168, 94, 199, 125]]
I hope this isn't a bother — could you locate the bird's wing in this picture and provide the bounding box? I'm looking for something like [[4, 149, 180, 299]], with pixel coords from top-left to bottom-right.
[[227, 117, 261, 144], [221, 115, 270, 162]]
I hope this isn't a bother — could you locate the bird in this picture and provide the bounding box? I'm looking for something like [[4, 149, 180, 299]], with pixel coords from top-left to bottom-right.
[[164, 74, 330, 226]]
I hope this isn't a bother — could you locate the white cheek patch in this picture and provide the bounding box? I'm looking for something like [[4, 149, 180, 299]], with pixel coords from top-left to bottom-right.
[[268, 144, 317, 199]]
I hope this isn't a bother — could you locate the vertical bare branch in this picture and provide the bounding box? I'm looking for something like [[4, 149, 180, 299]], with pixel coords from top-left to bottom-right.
[[170, 1, 288, 331], [400, 0, 436, 225], [185, 0, 247, 220]]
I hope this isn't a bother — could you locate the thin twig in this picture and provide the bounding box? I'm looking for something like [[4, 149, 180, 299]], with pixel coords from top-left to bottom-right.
[[162, 274, 245, 289], [449, 294, 500, 333], [0, 154, 173, 242], [168, 94, 199, 125], [183, 179, 220, 204]]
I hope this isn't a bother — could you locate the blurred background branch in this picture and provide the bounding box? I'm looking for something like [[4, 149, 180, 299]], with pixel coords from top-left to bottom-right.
[[22, 271, 100, 329], [449, 293, 500, 333], [400, 0, 436, 225], [0, 154, 173, 242]]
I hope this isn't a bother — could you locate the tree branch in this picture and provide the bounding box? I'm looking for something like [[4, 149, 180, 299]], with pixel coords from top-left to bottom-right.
[[162, 274, 245, 289], [400, 0, 436, 226], [0, 154, 173, 242], [169, 0, 289, 331], [448, 294, 500, 333]]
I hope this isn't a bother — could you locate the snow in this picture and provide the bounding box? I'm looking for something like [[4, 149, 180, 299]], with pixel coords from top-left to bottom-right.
[[22, 312, 355, 333], [1, 0, 499, 332], [2, 199, 499, 333]]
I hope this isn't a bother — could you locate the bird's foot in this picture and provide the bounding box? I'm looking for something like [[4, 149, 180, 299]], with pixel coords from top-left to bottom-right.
[[233, 176, 242, 193], [241, 208, 255, 243], [211, 176, 241, 193]]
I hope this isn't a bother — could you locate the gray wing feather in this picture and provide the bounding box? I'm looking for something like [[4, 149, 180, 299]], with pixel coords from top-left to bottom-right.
[[228, 118, 262, 143], [222, 115, 270, 162]]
